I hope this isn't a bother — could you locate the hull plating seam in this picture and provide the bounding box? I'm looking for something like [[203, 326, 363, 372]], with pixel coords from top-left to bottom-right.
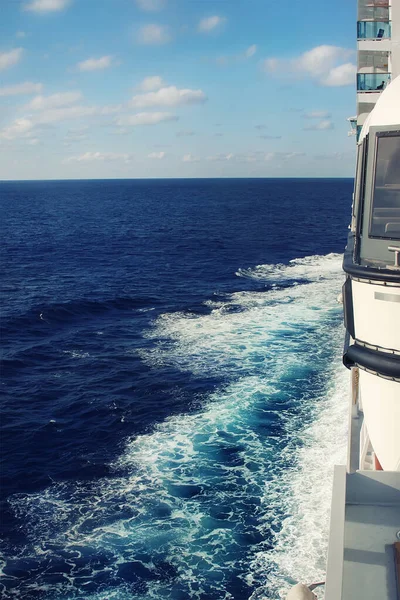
[[354, 338, 400, 357]]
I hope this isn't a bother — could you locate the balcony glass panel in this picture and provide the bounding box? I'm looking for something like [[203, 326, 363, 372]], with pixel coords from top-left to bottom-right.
[[358, 6, 389, 21], [357, 73, 391, 91], [357, 21, 391, 39], [348, 117, 357, 132], [370, 134, 400, 240], [358, 50, 389, 71]]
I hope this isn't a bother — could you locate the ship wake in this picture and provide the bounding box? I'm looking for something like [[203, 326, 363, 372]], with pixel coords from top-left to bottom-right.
[[4, 254, 347, 600]]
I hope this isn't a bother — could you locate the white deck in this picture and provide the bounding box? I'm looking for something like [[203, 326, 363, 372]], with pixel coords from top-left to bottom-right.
[[325, 469, 400, 600]]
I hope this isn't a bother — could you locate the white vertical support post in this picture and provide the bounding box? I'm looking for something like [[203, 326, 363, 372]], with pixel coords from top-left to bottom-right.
[[325, 465, 347, 600]]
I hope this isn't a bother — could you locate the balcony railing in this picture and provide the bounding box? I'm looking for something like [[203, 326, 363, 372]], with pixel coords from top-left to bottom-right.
[[357, 73, 391, 91], [357, 21, 391, 39]]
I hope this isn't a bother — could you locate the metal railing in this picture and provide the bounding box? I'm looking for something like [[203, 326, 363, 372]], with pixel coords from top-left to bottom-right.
[[357, 20, 391, 39], [357, 72, 391, 91]]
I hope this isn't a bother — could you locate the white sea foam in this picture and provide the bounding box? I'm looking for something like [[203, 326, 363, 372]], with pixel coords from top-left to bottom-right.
[[62, 350, 90, 359], [236, 253, 342, 284], [248, 365, 348, 600], [7, 254, 348, 600]]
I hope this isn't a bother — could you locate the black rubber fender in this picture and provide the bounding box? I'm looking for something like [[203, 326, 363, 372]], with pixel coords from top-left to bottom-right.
[[344, 343, 400, 379]]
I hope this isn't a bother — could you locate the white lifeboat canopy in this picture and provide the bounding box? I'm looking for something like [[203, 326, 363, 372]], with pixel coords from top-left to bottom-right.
[[346, 74, 400, 473], [359, 75, 400, 143]]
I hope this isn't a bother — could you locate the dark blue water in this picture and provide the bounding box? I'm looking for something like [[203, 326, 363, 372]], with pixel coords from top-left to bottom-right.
[[0, 179, 351, 599]]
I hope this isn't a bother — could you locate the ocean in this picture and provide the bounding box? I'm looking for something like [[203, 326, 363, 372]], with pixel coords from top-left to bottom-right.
[[1, 178, 351, 600]]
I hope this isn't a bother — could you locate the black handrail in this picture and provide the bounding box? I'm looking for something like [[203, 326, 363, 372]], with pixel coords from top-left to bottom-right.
[[343, 232, 400, 283]]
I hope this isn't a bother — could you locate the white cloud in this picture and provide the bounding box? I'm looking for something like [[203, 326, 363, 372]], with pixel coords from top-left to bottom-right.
[[26, 91, 82, 110], [177, 130, 195, 137], [0, 118, 34, 140], [198, 15, 226, 33], [111, 128, 129, 135], [314, 152, 349, 160], [137, 75, 165, 92], [65, 151, 132, 163], [0, 81, 43, 97], [320, 63, 356, 87], [65, 126, 89, 142], [205, 151, 296, 164], [27, 138, 39, 145], [137, 24, 171, 45], [207, 152, 234, 162], [36, 105, 98, 124], [182, 153, 199, 162], [265, 151, 305, 161], [27, 103, 120, 124], [210, 44, 257, 67], [303, 110, 331, 119], [24, 0, 71, 12], [148, 151, 165, 159], [263, 45, 356, 87], [131, 85, 207, 108], [263, 58, 279, 72], [116, 112, 178, 126], [245, 44, 257, 58], [99, 104, 122, 115], [135, 0, 165, 11], [77, 56, 113, 71], [0, 101, 121, 141], [258, 134, 282, 140], [304, 120, 334, 130], [294, 45, 351, 76], [0, 48, 24, 71]]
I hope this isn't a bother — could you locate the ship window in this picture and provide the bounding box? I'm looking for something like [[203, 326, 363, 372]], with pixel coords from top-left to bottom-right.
[[369, 133, 400, 240], [352, 140, 366, 234]]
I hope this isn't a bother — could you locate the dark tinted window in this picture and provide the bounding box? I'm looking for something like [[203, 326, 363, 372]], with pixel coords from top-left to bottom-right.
[[370, 133, 400, 239]]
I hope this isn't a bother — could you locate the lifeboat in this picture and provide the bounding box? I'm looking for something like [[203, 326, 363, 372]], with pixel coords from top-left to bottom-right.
[[343, 75, 400, 471]]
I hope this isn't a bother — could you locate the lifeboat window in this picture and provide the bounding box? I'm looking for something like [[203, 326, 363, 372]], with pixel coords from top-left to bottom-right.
[[369, 133, 400, 240], [352, 143, 363, 231], [355, 137, 368, 237]]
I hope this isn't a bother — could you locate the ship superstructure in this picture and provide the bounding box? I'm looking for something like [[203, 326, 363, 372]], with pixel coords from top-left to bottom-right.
[[323, 73, 400, 600], [348, 0, 400, 140]]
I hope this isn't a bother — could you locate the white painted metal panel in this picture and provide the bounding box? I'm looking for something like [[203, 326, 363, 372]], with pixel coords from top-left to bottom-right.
[[352, 279, 400, 349], [358, 40, 391, 52], [359, 370, 400, 470]]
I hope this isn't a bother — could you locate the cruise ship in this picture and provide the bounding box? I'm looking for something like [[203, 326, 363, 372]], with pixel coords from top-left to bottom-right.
[[287, 2, 400, 599], [349, 0, 400, 140]]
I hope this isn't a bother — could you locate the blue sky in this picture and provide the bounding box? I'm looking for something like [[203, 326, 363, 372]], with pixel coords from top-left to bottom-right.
[[0, 0, 357, 179]]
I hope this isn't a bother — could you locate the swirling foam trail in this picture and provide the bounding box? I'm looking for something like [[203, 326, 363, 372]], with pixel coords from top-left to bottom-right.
[[5, 254, 347, 600]]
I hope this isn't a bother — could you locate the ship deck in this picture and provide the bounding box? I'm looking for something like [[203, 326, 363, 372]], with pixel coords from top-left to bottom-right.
[[325, 468, 400, 600]]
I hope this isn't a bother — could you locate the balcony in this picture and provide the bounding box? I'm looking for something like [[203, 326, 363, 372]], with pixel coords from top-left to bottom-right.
[[358, 50, 389, 72], [347, 116, 357, 137], [358, 0, 390, 21], [357, 72, 391, 92], [357, 21, 391, 39], [358, 6, 389, 21]]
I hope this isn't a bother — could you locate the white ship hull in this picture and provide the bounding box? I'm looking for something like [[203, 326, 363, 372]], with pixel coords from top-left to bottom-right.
[[359, 370, 400, 471]]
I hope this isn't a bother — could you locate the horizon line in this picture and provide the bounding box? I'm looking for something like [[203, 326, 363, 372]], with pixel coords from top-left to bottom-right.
[[0, 175, 354, 183]]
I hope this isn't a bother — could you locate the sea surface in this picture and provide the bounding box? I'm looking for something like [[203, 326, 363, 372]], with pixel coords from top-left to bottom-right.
[[1, 178, 351, 600]]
